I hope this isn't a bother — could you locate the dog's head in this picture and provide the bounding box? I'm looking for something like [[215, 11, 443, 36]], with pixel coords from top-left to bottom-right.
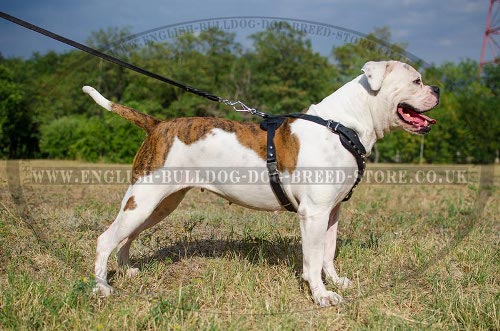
[[362, 60, 439, 134]]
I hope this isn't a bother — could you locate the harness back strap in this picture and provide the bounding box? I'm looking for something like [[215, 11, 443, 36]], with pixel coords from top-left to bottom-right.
[[260, 113, 367, 212]]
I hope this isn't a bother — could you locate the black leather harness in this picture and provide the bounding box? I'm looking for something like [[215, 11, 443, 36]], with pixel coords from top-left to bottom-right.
[[259, 113, 367, 212]]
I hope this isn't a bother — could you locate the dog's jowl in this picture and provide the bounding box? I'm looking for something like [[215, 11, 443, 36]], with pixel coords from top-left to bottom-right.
[[84, 60, 439, 307]]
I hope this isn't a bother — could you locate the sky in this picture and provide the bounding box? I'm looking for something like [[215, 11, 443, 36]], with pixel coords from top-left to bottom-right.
[[0, 0, 492, 66]]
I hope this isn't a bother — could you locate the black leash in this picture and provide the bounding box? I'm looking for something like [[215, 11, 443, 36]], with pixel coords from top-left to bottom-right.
[[0, 12, 222, 103], [0, 11, 264, 114], [1, 12, 367, 211]]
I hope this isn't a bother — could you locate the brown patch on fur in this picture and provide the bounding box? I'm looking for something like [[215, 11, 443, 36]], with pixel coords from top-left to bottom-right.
[[111, 104, 160, 132], [171, 117, 300, 172], [131, 122, 173, 183], [273, 118, 300, 172], [130, 117, 301, 184], [123, 196, 137, 211]]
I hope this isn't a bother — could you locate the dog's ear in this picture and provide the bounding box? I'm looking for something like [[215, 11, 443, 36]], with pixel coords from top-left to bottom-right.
[[362, 61, 388, 91]]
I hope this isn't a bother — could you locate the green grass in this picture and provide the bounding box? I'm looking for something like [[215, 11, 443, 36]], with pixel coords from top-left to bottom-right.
[[0, 161, 498, 330]]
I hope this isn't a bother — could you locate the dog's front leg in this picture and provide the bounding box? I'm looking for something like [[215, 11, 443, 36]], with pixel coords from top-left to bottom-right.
[[299, 208, 343, 307], [322, 205, 352, 290]]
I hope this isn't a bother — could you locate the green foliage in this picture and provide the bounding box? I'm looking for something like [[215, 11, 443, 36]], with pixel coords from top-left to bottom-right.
[[39, 116, 82, 159], [0, 26, 497, 163], [40, 113, 144, 162], [333, 27, 410, 82], [423, 60, 500, 163], [105, 113, 146, 162], [0, 63, 39, 158], [248, 24, 337, 113]]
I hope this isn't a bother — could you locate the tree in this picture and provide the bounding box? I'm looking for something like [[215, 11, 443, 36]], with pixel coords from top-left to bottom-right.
[[122, 28, 241, 119], [333, 27, 410, 83], [425, 60, 499, 163], [0, 61, 39, 158], [2, 25, 498, 164], [245, 24, 338, 114]]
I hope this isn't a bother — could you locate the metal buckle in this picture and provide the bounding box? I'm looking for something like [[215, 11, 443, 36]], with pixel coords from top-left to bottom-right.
[[326, 120, 339, 132], [267, 161, 279, 176], [221, 99, 267, 118]]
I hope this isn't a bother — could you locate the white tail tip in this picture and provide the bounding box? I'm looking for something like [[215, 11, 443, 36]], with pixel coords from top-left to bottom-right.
[[82, 86, 112, 111]]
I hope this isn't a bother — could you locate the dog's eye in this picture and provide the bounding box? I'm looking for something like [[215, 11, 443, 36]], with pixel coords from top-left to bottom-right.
[[413, 78, 422, 85]]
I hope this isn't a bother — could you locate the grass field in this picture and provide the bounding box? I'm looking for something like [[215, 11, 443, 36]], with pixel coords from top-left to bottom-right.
[[0, 160, 498, 330]]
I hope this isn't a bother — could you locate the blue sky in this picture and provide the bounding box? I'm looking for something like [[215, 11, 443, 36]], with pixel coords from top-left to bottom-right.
[[0, 0, 490, 65]]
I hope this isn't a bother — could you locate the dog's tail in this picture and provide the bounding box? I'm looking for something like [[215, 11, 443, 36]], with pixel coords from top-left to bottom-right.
[[82, 86, 160, 133]]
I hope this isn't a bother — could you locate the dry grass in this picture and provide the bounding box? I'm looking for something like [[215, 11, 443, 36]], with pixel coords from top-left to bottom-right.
[[0, 160, 498, 330]]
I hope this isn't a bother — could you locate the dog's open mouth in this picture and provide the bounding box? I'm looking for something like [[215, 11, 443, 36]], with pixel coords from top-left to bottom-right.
[[397, 103, 436, 133]]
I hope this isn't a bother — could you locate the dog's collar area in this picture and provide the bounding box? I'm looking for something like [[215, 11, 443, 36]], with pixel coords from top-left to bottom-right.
[[260, 113, 367, 212]]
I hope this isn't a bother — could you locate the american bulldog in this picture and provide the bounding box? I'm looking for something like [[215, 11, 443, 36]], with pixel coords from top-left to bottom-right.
[[83, 60, 439, 306]]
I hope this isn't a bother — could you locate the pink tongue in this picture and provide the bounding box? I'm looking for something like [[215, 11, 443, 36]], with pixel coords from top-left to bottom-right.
[[399, 108, 437, 125]]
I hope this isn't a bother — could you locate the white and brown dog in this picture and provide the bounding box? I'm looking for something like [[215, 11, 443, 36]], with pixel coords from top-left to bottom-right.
[[83, 60, 439, 306]]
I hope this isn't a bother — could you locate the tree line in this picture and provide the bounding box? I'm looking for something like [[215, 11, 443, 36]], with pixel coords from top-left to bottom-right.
[[0, 25, 498, 163]]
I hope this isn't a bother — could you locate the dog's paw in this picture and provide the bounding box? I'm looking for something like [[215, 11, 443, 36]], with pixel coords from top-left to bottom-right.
[[333, 276, 352, 290], [125, 267, 140, 278], [93, 282, 114, 297], [314, 290, 343, 307]]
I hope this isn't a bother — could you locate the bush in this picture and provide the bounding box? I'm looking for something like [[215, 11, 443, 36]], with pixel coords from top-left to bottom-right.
[[40, 114, 145, 163], [40, 116, 82, 159]]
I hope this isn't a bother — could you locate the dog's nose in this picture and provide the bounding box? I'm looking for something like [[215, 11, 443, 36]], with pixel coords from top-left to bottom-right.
[[431, 86, 440, 96]]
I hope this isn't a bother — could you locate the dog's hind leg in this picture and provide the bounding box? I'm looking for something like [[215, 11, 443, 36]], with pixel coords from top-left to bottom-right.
[[322, 205, 352, 290], [116, 188, 190, 277], [93, 185, 188, 296], [299, 207, 343, 307]]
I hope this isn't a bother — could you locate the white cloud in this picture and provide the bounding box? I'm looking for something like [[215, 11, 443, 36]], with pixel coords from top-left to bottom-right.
[[460, 1, 485, 14], [439, 39, 454, 46], [393, 29, 411, 38]]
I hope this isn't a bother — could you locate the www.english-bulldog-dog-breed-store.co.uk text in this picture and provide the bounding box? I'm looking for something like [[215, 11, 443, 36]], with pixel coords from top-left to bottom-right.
[[83, 60, 439, 307]]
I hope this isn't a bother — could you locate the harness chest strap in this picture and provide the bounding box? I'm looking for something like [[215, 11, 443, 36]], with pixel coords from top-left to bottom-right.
[[260, 113, 367, 213]]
